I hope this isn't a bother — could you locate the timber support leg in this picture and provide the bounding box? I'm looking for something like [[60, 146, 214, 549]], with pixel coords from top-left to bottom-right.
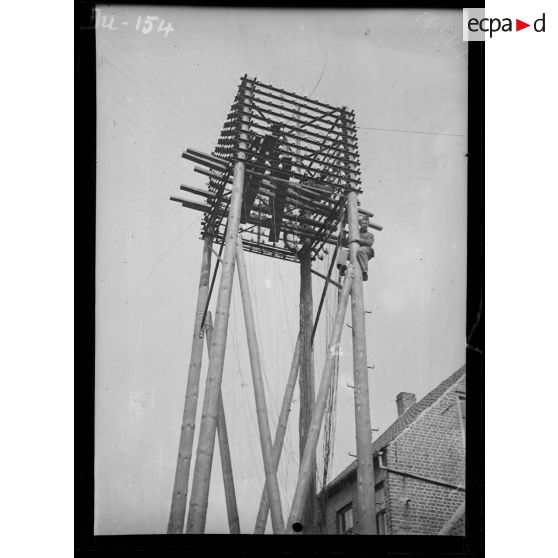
[[299, 246, 316, 532], [185, 81, 253, 534], [347, 190, 377, 534], [204, 313, 240, 534], [254, 333, 302, 533], [236, 235, 285, 533], [286, 268, 353, 534], [167, 237, 213, 534]]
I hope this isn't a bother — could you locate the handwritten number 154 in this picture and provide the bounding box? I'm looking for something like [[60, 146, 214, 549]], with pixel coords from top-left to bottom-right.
[[136, 16, 174, 38]]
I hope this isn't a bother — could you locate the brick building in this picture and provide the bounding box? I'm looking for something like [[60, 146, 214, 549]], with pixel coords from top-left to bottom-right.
[[318, 365, 466, 535]]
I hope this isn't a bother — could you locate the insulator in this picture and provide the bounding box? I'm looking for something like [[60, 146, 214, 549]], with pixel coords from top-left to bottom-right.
[[265, 160, 271, 166], [264, 169, 271, 175], [251, 156, 257, 162], [265, 151, 270, 157], [278, 163, 283, 169]]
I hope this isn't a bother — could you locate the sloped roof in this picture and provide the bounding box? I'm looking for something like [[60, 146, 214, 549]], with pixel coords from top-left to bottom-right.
[[322, 364, 466, 494]]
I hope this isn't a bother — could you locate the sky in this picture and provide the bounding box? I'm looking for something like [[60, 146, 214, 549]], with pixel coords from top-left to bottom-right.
[[94, 7, 467, 535]]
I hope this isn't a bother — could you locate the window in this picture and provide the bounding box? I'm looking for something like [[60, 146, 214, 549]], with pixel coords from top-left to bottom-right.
[[375, 482, 386, 534], [337, 503, 354, 534], [375, 483, 385, 507]]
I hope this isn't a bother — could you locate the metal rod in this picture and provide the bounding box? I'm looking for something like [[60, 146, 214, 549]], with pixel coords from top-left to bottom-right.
[[180, 183, 217, 198], [310, 268, 342, 290], [184, 147, 230, 166], [186, 81, 253, 534], [211, 248, 223, 264], [286, 267, 353, 534], [205, 313, 240, 534], [199, 231, 226, 336], [248, 77, 347, 117], [188, 144, 352, 189], [236, 146, 358, 188], [231, 103, 357, 154], [235, 235, 285, 533], [253, 332, 302, 533], [239, 238, 299, 259], [237, 85, 341, 123], [300, 114, 342, 177], [193, 139, 350, 190], [225, 122, 359, 163], [182, 151, 228, 172], [170, 196, 210, 213], [310, 198, 345, 267], [243, 172, 341, 205], [207, 165, 235, 236], [167, 237, 213, 534], [232, 139, 358, 183], [208, 209, 341, 247], [378, 453, 465, 492], [347, 187, 377, 534], [358, 207, 374, 219], [193, 166, 335, 214], [311, 242, 341, 344], [285, 108, 340, 135], [227, 118, 359, 162], [233, 92, 350, 139], [311, 204, 345, 343]]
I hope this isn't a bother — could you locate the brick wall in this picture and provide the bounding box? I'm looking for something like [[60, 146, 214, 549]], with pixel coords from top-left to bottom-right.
[[321, 374, 466, 535], [384, 375, 466, 535]]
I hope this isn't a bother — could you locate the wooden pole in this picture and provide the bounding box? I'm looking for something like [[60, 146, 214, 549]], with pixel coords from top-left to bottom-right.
[[299, 246, 316, 532], [286, 268, 353, 533], [167, 236, 212, 534], [438, 502, 465, 535], [204, 312, 240, 534], [254, 332, 302, 534], [347, 190, 377, 534], [235, 235, 285, 533], [186, 80, 252, 533]]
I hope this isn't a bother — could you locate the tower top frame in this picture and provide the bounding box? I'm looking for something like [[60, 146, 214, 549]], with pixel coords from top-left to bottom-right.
[[176, 75, 378, 263]]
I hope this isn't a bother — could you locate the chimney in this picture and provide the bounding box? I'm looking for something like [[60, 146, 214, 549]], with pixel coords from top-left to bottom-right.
[[396, 392, 416, 416]]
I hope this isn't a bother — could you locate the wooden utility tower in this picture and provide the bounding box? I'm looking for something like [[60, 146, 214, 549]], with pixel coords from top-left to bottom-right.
[[168, 75, 382, 534]]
